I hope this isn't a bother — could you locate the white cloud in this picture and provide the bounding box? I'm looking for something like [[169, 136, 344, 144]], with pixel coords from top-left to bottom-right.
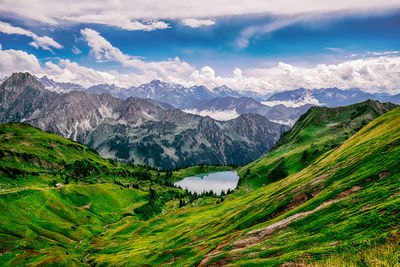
[[367, 51, 400, 56], [0, 47, 43, 77], [182, 18, 215, 28], [0, 0, 398, 30], [325, 47, 345, 53], [65, 15, 169, 31], [179, 56, 400, 94], [235, 15, 312, 48], [80, 28, 195, 80], [72, 45, 81, 54], [183, 109, 240, 121], [0, 45, 144, 88], [0, 21, 62, 51], [2, 40, 400, 95]]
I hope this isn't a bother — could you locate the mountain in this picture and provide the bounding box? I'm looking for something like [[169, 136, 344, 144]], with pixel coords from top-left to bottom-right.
[[130, 80, 216, 109], [267, 87, 400, 107], [195, 96, 265, 113], [143, 98, 175, 110], [212, 85, 243, 97], [86, 83, 129, 99], [35, 77, 400, 113], [1, 102, 400, 266], [0, 73, 289, 169], [39, 76, 85, 93], [86, 80, 271, 109], [191, 96, 312, 125], [0, 72, 58, 122], [238, 99, 398, 190]]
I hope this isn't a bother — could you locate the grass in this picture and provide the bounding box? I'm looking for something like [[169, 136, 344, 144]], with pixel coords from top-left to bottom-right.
[[0, 183, 148, 266], [237, 100, 398, 191], [1, 103, 400, 266]]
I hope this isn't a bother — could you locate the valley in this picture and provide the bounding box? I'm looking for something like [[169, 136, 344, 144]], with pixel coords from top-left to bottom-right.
[[1, 96, 399, 265]]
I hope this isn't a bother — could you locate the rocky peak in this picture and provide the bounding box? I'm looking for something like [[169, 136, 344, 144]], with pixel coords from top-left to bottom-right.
[[2, 72, 44, 92]]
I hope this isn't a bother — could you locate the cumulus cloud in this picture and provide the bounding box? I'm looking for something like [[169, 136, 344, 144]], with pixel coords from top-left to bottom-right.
[[179, 56, 400, 94], [0, 47, 43, 76], [1, 41, 400, 95], [0, 21, 62, 51], [182, 18, 215, 28], [0, 45, 143, 88], [0, 0, 399, 30], [80, 28, 195, 80]]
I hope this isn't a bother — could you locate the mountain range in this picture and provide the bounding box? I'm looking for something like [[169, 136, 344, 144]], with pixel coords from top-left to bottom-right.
[[39, 76, 86, 93], [189, 96, 312, 125], [265, 87, 400, 107], [0, 73, 288, 169], [39, 76, 400, 126]]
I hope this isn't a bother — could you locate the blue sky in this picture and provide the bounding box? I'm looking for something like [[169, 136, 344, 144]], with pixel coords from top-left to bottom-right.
[[0, 0, 399, 93]]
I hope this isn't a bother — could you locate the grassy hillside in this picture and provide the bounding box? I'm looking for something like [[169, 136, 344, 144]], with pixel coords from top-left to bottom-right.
[[83, 106, 400, 266], [237, 100, 398, 191], [0, 123, 192, 190], [0, 123, 188, 265], [1, 103, 400, 266], [0, 184, 148, 266], [0, 122, 144, 187]]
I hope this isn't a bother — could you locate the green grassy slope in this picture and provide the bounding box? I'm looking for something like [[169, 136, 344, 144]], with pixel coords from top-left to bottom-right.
[[0, 123, 187, 266], [0, 122, 146, 188], [85, 106, 400, 266], [238, 100, 398, 191], [0, 184, 147, 266]]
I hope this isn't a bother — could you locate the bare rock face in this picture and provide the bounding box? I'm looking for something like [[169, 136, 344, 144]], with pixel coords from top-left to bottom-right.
[[0, 72, 289, 169], [39, 76, 85, 93]]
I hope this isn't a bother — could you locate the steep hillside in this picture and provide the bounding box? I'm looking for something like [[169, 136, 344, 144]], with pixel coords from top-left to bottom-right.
[[238, 100, 398, 190], [81, 105, 400, 266], [0, 73, 288, 169]]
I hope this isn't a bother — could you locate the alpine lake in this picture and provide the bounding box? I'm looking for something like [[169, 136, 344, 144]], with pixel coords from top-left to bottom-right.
[[174, 171, 239, 195]]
